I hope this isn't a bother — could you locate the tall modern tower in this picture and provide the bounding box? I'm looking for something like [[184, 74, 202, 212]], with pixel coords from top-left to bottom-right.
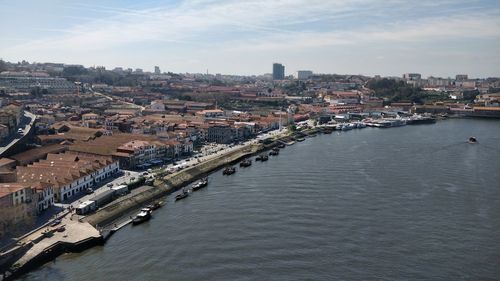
[[273, 63, 285, 80]]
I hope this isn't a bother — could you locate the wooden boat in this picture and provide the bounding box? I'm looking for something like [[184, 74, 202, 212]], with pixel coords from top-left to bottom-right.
[[132, 208, 152, 225], [147, 201, 163, 210], [175, 190, 189, 201], [256, 154, 269, 161], [240, 159, 252, 167], [222, 167, 236, 175], [192, 177, 208, 191]]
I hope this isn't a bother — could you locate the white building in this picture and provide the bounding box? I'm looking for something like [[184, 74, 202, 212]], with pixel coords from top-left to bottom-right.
[[297, 70, 313, 80], [33, 182, 54, 213], [17, 153, 120, 202]]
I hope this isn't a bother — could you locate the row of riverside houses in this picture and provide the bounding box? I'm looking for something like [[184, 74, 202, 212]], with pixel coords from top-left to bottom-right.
[[0, 151, 119, 238], [16, 152, 119, 202], [68, 134, 193, 170]]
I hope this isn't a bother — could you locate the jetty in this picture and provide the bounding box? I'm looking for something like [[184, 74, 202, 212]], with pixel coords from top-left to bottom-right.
[[1, 215, 102, 280]]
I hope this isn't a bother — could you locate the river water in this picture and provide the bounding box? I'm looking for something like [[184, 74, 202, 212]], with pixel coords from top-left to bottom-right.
[[19, 119, 500, 281]]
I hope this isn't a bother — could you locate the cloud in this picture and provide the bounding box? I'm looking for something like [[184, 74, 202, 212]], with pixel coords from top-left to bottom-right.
[[0, 0, 498, 76], [226, 12, 500, 52], [0, 0, 410, 51]]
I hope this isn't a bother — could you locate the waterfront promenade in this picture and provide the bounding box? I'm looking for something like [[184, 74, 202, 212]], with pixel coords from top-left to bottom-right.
[[84, 142, 265, 227]]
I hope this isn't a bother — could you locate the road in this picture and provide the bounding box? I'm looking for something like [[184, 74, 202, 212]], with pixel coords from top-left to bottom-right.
[[0, 110, 36, 156], [159, 128, 288, 173]]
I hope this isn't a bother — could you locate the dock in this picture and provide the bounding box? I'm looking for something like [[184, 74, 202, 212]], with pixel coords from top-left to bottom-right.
[[1, 215, 102, 280]]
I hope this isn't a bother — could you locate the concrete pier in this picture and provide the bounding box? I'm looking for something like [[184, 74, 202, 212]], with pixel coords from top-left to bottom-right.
[[1, 215, 102, 280]]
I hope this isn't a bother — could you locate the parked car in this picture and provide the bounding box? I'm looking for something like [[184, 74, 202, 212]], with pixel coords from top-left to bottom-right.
[[50, 219, 61, 227]]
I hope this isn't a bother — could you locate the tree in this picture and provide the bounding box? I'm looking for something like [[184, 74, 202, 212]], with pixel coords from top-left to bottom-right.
[[366, 78, 423, 104]]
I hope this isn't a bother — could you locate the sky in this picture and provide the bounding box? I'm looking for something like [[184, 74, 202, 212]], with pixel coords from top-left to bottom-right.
[[0, 0, 499, 78]]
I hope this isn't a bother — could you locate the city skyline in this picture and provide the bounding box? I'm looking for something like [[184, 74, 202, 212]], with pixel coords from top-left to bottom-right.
[[1, 0, 499, 77]]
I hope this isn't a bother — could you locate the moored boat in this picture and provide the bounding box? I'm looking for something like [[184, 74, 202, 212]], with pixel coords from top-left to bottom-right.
[[240, 159, 252, 167], [132, 208, 152, 225], [175, 189, 189, 201], [405, 115, 436, 125], [269, 150, 279, 156], [223, 167, 236, 175], [468, 136, 477, 144], [277, 143, 286, 148], [147, 201, 163, 210], [256, 154, 269, 161], [296, 137, 305, 142], [192, 177, 209, 191]]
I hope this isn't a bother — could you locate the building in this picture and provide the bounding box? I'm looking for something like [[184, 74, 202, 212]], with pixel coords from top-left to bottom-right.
[[32, 182, 54, 214], [0, 183, 36, 238], [0, 71, 76, 94], [427, 77, 451, 87], [0, 103, 22, 133], [402, 73, 421, 81], [474, 93, 500, 107], [17, 152, 120, 202], [324, 91, 360, 105], [456, 74, 468, 81], [454, 80, 476, 89], [273, 63, 285, 80], [0, 124, 9, 141], [195, 109, 225, 119], [207, 124, 236, 144], [113, 140, 169, 169], [297, 70, 313, 80], [154, 66, 161, 74]]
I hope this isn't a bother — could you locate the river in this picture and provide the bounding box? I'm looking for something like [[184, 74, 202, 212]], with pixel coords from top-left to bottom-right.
[[19, 118, 500, 281]]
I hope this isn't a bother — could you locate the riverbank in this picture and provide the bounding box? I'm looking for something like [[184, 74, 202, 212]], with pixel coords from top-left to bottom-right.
[[84, 142, 266, 228], [2, 131, 295, 280], [0, 125, 358, 279]]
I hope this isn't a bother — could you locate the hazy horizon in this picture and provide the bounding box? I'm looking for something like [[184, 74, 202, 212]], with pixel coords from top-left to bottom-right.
[[1, 0, 499, 78]]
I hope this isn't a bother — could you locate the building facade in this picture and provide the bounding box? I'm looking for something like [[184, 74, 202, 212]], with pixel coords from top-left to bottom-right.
[[273, 63, 285, 80], [17, 152, 120, 202]]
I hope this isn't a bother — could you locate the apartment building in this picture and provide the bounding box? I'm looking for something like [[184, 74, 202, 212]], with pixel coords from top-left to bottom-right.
[[113, 140, 169, 169], [0, 183, 36, 238]]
